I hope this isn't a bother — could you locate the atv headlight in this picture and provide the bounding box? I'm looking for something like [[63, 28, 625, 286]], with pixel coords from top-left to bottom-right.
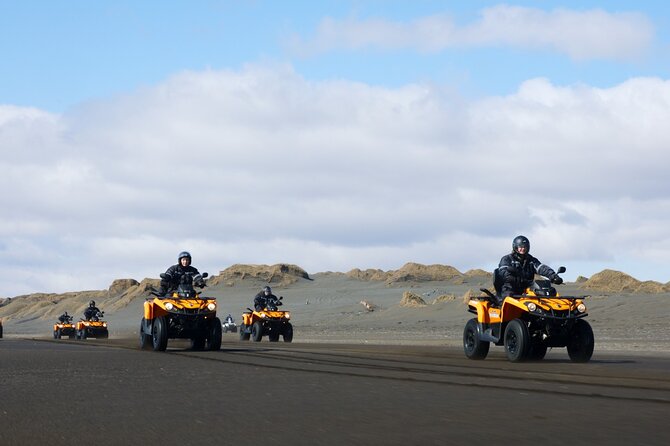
[[577, 303, 586, 313], [260, 313, 267, 318], [207, 303, 216, 311], [102, 323, 107, 327], [526, 302, 537, 312], [284, 312, 290, 320], [165, 302, 174, 311]]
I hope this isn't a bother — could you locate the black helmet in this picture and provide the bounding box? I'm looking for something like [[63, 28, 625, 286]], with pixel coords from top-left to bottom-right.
[[512, 235, 530, 253], [89, 300, 95, 307], [263, 286, 272, 295], [178, 251, 192, 262]]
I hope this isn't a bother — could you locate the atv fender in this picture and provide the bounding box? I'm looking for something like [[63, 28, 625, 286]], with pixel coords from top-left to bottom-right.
[[500, 299, 527, 322], [141, 317, 153, 336]]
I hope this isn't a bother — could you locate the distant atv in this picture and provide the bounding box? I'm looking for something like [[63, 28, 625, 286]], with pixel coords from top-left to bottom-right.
[[140, 272, 221, 352], [239, 295, 293, 342], [464, 267, 594, 363], [222, 314, 237, 333], [75, 311, 109, 340], [54, 315, 75, 339]]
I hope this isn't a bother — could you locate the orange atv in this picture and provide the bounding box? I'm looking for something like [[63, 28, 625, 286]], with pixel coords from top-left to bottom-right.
[[75, 311, 109, 340], [464, 266, 593, 362], [239, 295, 293, 342], [140, 272, 221, 352], [53, 315, 75, 339]]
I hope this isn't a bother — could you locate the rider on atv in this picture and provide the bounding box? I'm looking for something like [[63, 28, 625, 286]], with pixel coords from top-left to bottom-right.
[[159, 251, 202, 296], [498, 235, 563, 299], [58, 312, 72, 323], [83, 301, 102, 321], [254, 286, 279, 311]]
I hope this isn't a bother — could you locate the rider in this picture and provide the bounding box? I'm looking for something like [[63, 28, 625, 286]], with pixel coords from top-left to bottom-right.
[[58, 311, 71, 324], [83, 301, 101, 321], [159, 251, 201, 296], [498, 235, 562, 297], [254, 286, 278, 311]]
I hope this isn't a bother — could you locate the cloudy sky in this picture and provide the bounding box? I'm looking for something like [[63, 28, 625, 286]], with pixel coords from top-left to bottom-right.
[[2, 1, 670, 296]]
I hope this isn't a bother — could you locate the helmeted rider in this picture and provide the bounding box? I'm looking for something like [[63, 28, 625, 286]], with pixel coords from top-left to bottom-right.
[[498, 235, 562, 298], [58, 311, 71, 324], [84, 300, 101, 321], [159, 251, 201, 296], [254, 286, 278, 311]]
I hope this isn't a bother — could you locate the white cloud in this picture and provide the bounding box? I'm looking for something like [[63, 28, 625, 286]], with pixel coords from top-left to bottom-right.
[[1, 65, 670, 295], [288, 5, 653, 61]]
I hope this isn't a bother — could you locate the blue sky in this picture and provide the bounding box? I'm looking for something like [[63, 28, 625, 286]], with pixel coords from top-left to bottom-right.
[[2, 1, 670, 295], [3, 1, 668, 111]]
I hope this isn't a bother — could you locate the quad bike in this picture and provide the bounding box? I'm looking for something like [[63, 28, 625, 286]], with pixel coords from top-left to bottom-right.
[[464, 266, 594, 363], [239, 295, 293, 342], [53, 315, 76, 339], [75, 311, 109, 340], [139, 272, 221, 352], [222, 314, 237, 333]]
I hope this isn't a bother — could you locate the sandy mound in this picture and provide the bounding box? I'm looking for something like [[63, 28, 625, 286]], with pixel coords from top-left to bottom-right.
[[400, 291, 427, 307], [580, 269, 669, 294], [432, 294, 456, 304], [575, 275, 588, 283], [0, 290, 108, 323], [106, 278, 160, 311], [208, 264, 311, 287], [386, 263, 463, 284], [464, 269, 491, 278], [346, 268, 391, 281]]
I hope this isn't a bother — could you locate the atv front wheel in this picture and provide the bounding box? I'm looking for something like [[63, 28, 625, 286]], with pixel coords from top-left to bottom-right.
[[191, 336, 205, 350], [282, 323, 293, 343], [567, 319, 594, 363], [463, 318, 489, 360], [239, 323, 250, 341], [528, 342, 548, 360], [251, 321, 264, 342], [205, 317, 222, 351], [152, 316, 169, 351], [504, 319, 530, 362], [139, 319, 152, 350]]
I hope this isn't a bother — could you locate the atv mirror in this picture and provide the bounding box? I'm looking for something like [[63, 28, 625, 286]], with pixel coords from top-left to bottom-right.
[[202, 272, 208, 278], [279, 296, 283, 300], [557, 266, 566, 274]]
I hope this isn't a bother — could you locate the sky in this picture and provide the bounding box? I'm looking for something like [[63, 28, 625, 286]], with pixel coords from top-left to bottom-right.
[[1, 0, 670, 296]]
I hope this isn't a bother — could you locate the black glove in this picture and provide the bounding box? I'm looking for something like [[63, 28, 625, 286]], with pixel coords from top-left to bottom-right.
[[551, 275, 563, 285]]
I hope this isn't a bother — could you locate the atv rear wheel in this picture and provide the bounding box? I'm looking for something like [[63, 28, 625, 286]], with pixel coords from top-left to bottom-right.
[[251, 321, 264, 342], [282, 323, 293, 343], [206, 317, 222, 351], [463, 318, 489, 360], [504, 319, 530, 362], [239, 323, 250, 341], [152, 316, 169, 351], [139, 318, 152, 350], [567, 319, 594, 363]]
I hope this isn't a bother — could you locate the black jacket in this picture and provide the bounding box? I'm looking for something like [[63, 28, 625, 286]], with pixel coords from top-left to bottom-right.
[[84, 306, 101, 321], [161, 264, 200, 293], [254, 291, 278, 311], [498, 252, 557, 296]]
